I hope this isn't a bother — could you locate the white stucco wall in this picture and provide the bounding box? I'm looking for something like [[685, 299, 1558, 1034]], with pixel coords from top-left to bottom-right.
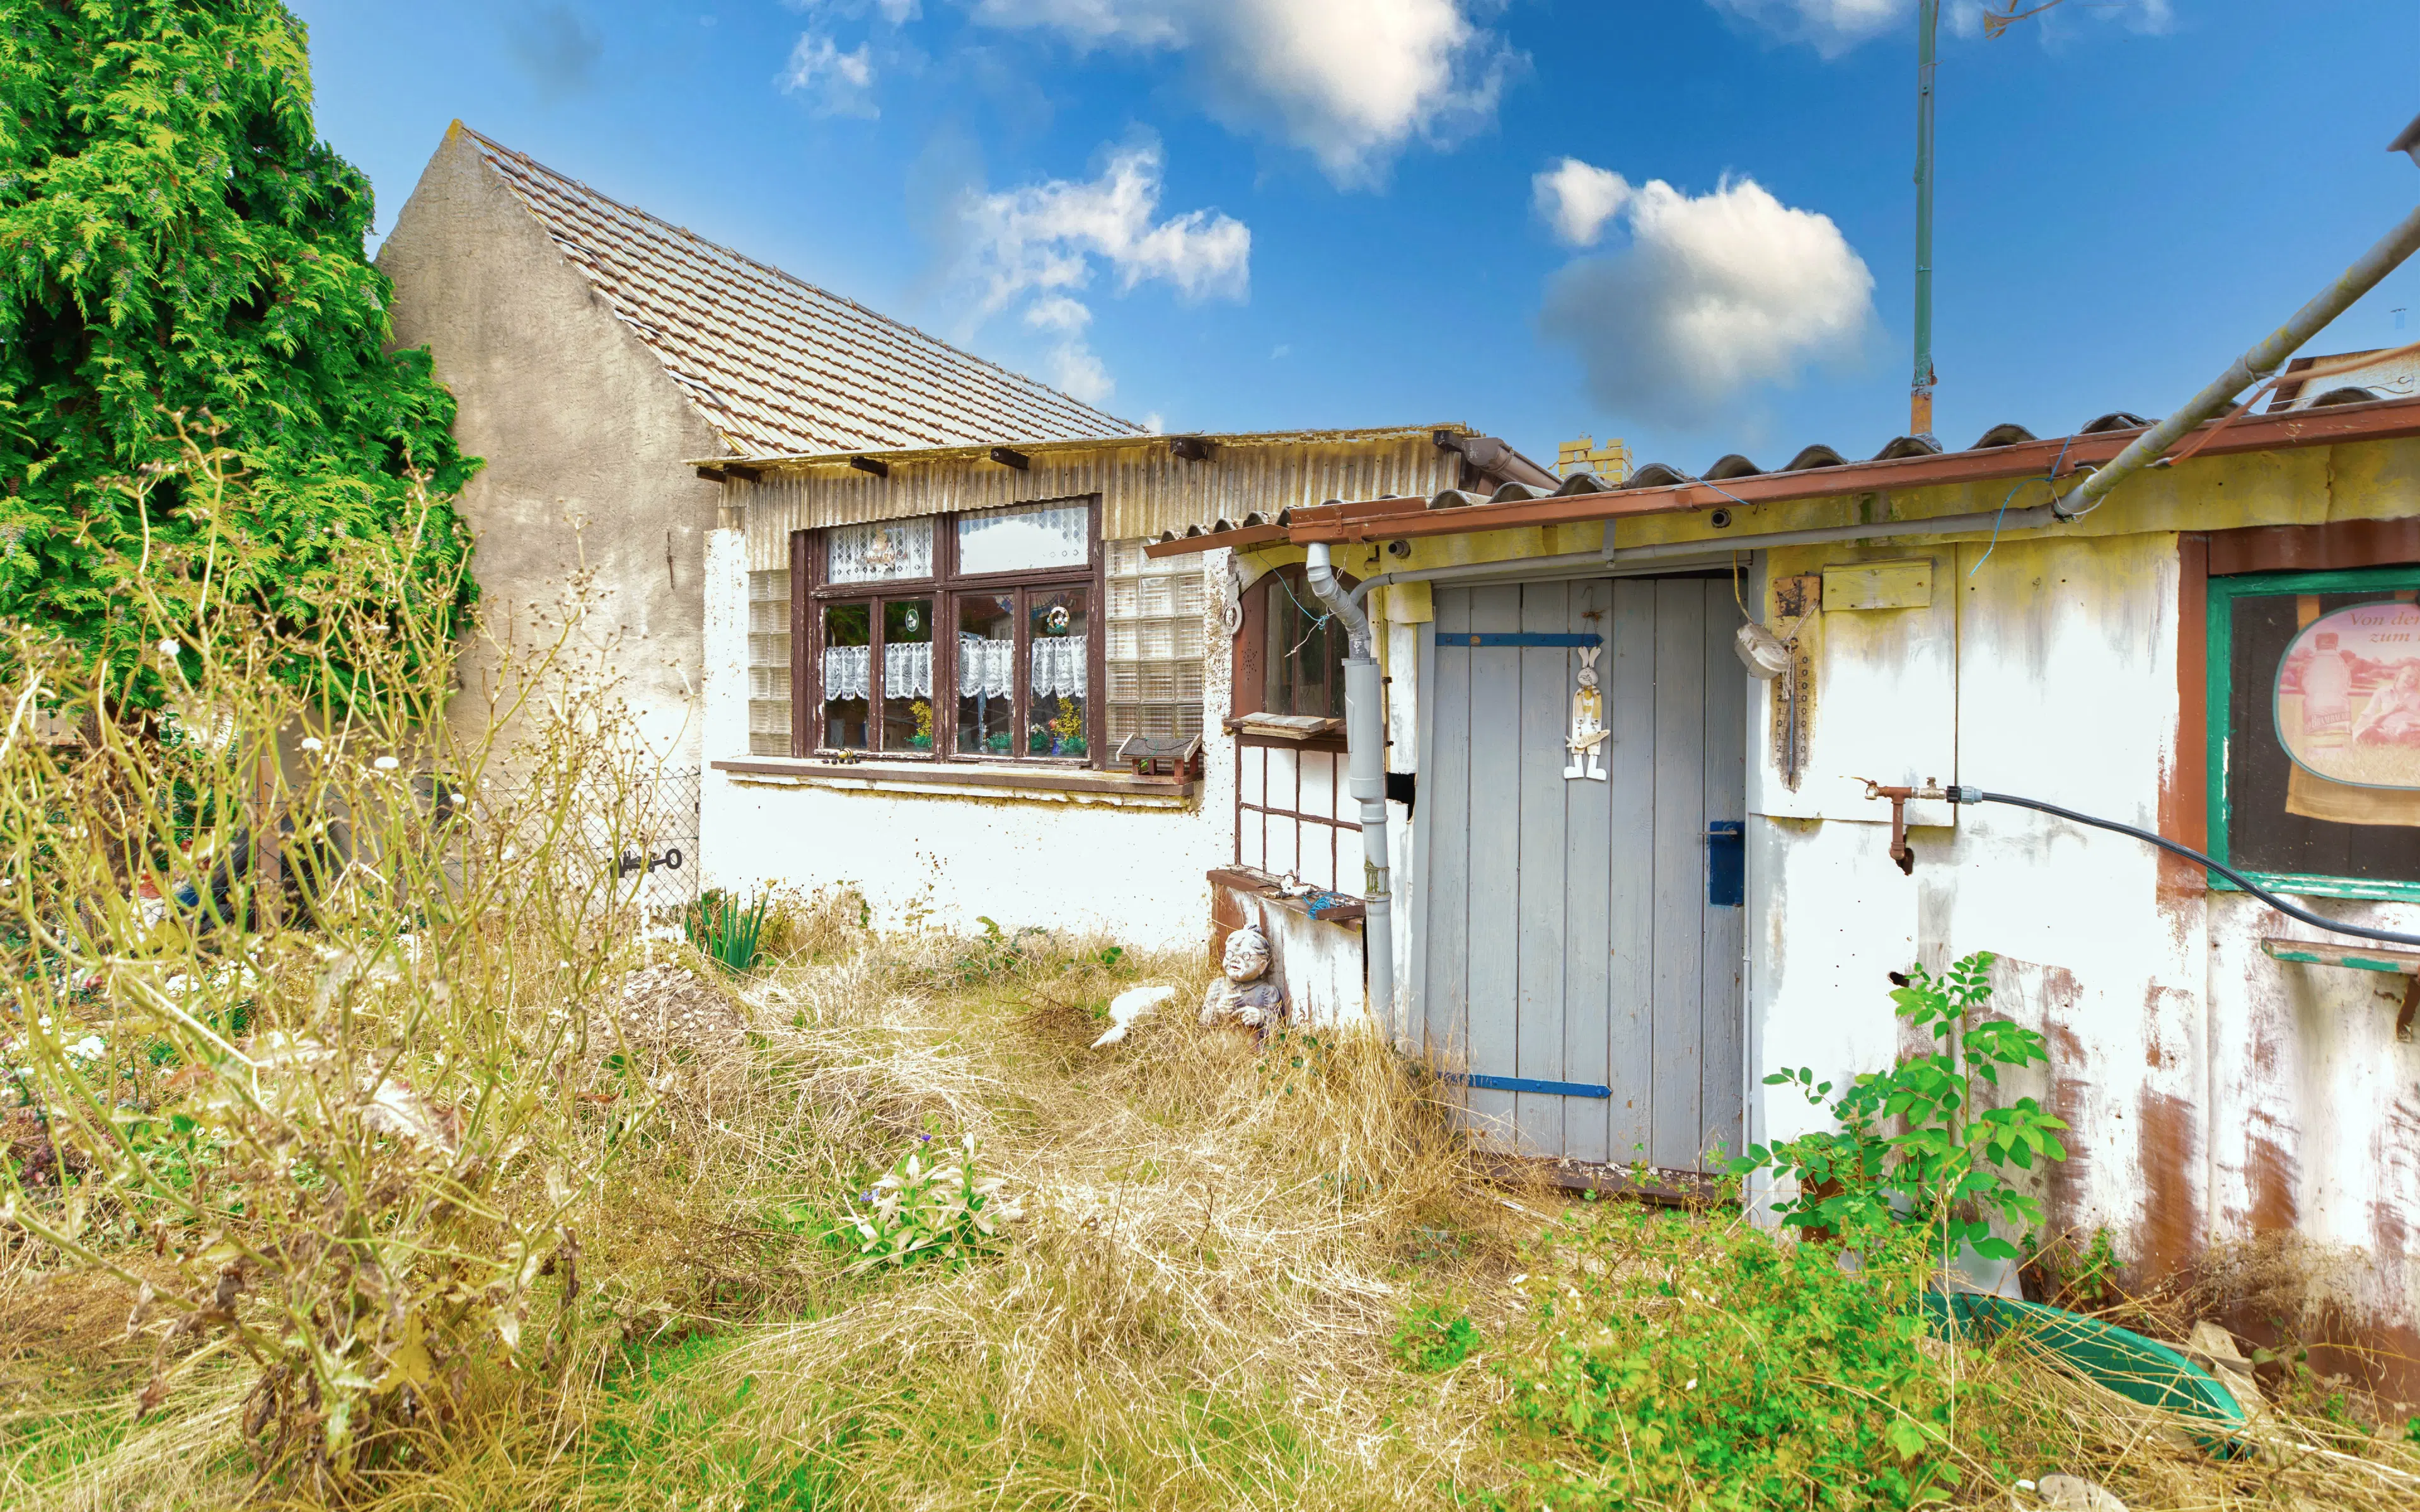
[[1742, 524, 2420, 1385], [698, 531, 1242, 955]]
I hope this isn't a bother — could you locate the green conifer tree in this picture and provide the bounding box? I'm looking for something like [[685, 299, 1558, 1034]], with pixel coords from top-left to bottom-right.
[[0, 0, 475, 699]]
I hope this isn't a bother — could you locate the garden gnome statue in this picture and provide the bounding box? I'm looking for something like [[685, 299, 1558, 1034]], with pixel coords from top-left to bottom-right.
[[1200, 925, 1287, 1036]]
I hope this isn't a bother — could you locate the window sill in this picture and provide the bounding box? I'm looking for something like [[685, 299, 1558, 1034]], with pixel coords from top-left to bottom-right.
[[713, 757, 1195, 809], [1208, 866, 1365, 926], [2212, 869, 2420, 905]]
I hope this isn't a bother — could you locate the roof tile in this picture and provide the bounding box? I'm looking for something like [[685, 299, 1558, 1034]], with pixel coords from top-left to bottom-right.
[[461, 127, 1141, 456]]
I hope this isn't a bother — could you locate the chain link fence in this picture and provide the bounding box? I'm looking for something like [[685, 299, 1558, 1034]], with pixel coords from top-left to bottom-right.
[[476, 765, 701, 920]]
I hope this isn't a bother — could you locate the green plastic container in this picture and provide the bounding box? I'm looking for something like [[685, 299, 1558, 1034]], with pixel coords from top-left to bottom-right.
[[1922, 1291, 2250, 1451]]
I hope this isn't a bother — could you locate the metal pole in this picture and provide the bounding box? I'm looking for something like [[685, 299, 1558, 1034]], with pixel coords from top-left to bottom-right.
[[2054, 195, 2420, 520], [1911, 0, 1940, 441]]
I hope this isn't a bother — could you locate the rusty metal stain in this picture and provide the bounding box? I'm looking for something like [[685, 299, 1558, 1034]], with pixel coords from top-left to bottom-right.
[[2134, 1089, 2203, 1277]]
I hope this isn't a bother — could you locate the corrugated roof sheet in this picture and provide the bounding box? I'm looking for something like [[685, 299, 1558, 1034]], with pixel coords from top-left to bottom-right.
[[459, 125, 1142, 456]]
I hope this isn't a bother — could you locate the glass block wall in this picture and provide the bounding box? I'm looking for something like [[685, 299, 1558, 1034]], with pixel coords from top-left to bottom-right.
[[747, 568, 792, 756], [1104, 539, 1204, 747]]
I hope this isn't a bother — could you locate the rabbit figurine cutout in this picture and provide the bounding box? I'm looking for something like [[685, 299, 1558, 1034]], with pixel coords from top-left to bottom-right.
[[1565, 646, 1608, 782]]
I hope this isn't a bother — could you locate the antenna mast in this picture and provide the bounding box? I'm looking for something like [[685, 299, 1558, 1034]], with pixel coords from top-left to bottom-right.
[[1911, 0, 1940, 440]]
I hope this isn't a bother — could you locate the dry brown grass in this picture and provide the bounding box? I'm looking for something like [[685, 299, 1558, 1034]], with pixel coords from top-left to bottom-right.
[[13, 924, 2420, 1510]]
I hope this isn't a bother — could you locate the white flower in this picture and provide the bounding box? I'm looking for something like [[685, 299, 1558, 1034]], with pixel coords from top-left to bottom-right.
[[37, 1016, 51, 1030], [301, 736, 324, 752], [69, 1034, 105, 1060], [451, 791, 468, 805], [157, 638, 181, 659], [374, 755, 400, 771]]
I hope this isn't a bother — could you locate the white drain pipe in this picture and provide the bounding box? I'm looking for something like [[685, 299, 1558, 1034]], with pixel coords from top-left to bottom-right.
[[1304, 542, 1393, 1029]]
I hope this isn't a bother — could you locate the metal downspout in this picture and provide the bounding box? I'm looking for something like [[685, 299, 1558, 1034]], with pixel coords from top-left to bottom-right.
[[1305, 542, 1394, 1029], [2055, 192, 2420, 520]]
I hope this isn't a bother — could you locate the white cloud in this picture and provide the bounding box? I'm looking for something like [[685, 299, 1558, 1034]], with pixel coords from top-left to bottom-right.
[[962, 140, 1250, 314], [965, 142, 1248, 407], [1022, 294, 1093, 334], [1533, 158, 1632, 248], [786, 0, 921, 21], [1022, 295, 1110, 401], [969, 0, 1515, 185], [780, 33, 879, 117], [1540, 175, 1876, 428], [1950, 0, 2174, 38], [1705, 0, 1905, 55], [1044, 340, 1114, 404], [1724, 0, 2174, 53]]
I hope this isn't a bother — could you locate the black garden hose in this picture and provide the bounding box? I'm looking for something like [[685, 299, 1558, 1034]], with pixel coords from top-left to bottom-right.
[[1949, 787, 2420, 949]]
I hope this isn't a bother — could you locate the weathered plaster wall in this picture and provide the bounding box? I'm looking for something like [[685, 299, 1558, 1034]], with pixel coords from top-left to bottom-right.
[[1743, 506, 2420, 1392], [1215, 885, 1368, 1029], [377, 125, 727, 768], [708, 778, 1223, 949]]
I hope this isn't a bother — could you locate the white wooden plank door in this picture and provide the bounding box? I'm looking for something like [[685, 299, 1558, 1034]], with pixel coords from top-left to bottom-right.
[[1419, 577, 1748, 1172]]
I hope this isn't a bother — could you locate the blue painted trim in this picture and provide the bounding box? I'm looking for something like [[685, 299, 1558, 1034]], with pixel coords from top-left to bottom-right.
[[1444, 1073, 1612, 1098], [1434, 633, 1602, 648]]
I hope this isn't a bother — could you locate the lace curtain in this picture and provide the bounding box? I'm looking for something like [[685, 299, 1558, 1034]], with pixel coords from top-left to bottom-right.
[[1031, 635, 1086, 698], [826, 519, 935, 584], [822, 641, 933, 701], [957, 503, 1088, 575], [959, 634, 1014, 699], [827, 636, 1085, 702]]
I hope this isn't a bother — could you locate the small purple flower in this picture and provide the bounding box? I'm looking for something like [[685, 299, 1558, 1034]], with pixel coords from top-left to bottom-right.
[[919, 1133, 931, 1143]]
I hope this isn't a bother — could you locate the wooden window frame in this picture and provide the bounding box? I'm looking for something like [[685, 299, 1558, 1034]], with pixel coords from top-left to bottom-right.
[[2204, 563, 2420, 903], [790, 497, 1107, 767], [1234, 740, 1357, 890], [1231, 563, 1352, 746]]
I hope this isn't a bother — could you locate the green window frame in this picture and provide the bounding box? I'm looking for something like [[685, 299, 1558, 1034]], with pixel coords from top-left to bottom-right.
[[2206, 564, 2420, 903]]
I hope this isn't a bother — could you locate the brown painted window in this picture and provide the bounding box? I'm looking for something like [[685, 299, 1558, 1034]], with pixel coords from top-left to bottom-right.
[[1232, 564, 1351, 722], [791, 499, 1103, 764]]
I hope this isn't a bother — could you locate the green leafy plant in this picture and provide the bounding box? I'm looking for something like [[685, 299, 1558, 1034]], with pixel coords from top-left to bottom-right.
[[0, 0, 478, 701], [1732, 951, 2068, 1261], [838, 1131, 1021, 1271], [1499, 1205, 1990, 1509], [686, 890, 771, 975], [2027, 1227, 2126, 1312], [950, 915, 1048, 984], [1390, 1300, 1480, 1373]]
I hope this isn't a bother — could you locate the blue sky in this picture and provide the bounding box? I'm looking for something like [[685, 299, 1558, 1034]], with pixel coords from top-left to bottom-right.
[[294, 1, 2417, 470]]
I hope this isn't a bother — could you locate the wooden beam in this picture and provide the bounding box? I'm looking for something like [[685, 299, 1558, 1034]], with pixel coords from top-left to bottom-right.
[[848, 455, 890, 478], [1143, 523, 1288, 558], [988, 447, 1031, 471], [1169, 435, 1214, 462]]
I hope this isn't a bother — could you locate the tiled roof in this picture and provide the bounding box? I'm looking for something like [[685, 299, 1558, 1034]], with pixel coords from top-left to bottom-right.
[[2266, 348, 2420, 411], [459, 125, 1142, 456], [1575, 412, 2157, 495], [1146, 392, 2420, 552]]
